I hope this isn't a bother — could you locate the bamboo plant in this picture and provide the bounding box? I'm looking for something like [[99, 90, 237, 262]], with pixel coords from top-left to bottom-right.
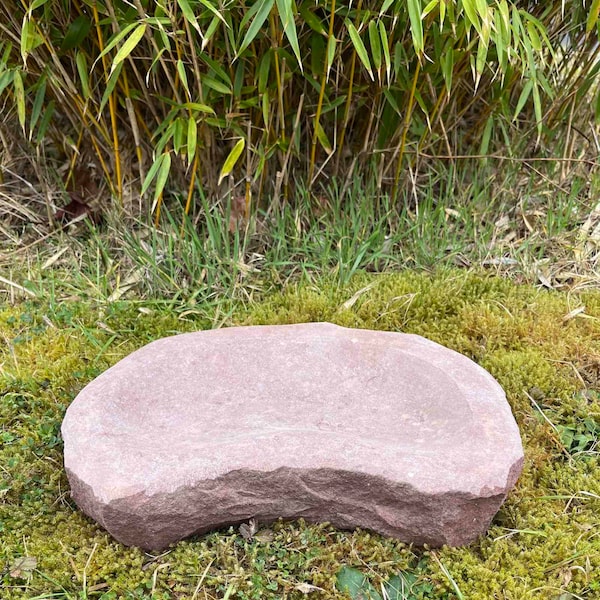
[[0, 0, 598, 222]]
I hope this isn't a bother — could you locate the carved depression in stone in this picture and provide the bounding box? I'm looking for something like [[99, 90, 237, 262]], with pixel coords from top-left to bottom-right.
[[61, 322, 524, 550]]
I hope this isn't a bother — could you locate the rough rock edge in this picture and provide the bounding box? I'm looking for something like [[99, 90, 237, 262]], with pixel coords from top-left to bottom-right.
[[67, 455, 524, 550]]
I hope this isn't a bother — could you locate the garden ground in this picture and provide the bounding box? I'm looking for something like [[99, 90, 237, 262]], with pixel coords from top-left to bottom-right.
[[1, 267, 600, 599]]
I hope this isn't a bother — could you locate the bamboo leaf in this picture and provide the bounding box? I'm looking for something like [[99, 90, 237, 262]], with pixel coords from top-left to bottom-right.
[[315, 121, 332, 154], [20, 19, 43, 63], [177, 59, 191, 99], [462, 0, 479, 31], [199, 54, 232, 87], [442, 47, 453, 92], [379, 20, 391, 83], [407, 0, 424, 55], [475, 0, 488, 19], [383, 88, 401, 114], [587, 0, 600, 33], [422, 0, 439, 18], [513, 79, 533, 120], [61, 14, 92, 52], [499, 0, 510, 31], [35, 100, 54, 143], [218, 138, 245, 184], [526, 22, 541, 53], [75, 51, 91, 99], [346, 21, 373, 80], [299, 3, 326, 35], [176, 0, 202, 33], [532, 80, 542, 141], [93, 22, 139, 69], [99, 62, 123, 114], [202, 76, 232, 95], [380, 0, 396, 16], [187, 117, 197, 161], [198, 0, 228, 25], [13, 69, 25, 133], [523, 13, 553, 56], [141, 152, 167, 196], [111, 23, 146, 71], [326, 34, 336, 79], [0, 69, 15, 96], [29, 77, 46, 141], [180, 102, 216, 113], [1, 41, 13, 67], [393, 41, 405, 79], [203, 15, 222, 49], [369, 21, 382, 74], [310, 34, 325, 76], [152, 152, 172, 212], [261, 92, 269, 127], [155, 121, 176, 156], [147, 48, 166, 82], [27, 0, 51, 13], [479, 116, 493, 155], [475, 35, 488, 88], [238, 0, 275, 58], [258, 50, 272, 93], [275, 0, 303, 70], [173, 117, 185, 155], [234, 61, 244, 98], [537, 71, 554, 99]]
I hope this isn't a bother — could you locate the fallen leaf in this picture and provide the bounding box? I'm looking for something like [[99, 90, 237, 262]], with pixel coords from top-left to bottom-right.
[[494, 215, 510, 229], [536, 270, 553, 289], [239, 518, 258, 540], [340, 282, 378, 310], [562, 306, 585, 322], [41, 247, 69, 270], [9, 556, 37, 578], [559, 566, 573, 587], [54, 194, 101, 225], [444, 207, 461, 219], [96, 321, 117, 334], [229, 194, 247, 233], [453, 253, 471, 268], [108, 268, 146, 302], [482, 257, 518, 267], [295, 582, 324, 594], [253, 528, 275, 543], [87, 582, 109, 592]]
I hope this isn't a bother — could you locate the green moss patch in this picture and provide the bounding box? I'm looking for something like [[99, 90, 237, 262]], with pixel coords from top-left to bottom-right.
[[1, 270, 599, 599]]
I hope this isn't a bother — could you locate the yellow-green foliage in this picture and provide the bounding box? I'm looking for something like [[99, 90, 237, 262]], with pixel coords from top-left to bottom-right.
[[1, 270, 600, 599], [1, 0, 598, 212]]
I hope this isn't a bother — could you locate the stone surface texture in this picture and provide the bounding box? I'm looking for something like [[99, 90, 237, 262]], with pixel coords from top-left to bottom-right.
[[62, 322, 524, 550]]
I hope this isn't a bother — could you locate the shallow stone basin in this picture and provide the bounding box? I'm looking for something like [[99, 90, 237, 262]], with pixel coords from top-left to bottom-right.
[[62, 322, 524, 550]]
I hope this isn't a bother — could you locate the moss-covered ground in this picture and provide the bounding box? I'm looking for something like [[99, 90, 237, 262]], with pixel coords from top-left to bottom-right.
[[1, 270, 600, 599]]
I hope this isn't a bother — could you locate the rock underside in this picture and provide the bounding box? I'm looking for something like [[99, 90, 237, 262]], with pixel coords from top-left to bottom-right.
[[61, 323, 524, 550]]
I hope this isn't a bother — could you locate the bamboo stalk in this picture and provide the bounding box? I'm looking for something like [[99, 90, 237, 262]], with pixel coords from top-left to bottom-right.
[[309, 0, 336, 188], [92, 1, 122, 202], [335, 0, 363, 176], [391, 59, 421, 202]]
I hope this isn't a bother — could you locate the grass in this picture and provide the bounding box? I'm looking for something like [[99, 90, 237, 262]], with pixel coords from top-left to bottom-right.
[[1, 269, 600, 599], [2, 159, 599, 310]]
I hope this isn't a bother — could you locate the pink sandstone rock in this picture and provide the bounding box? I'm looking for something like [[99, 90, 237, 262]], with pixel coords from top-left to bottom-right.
[[61, 323, 524, 550]]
